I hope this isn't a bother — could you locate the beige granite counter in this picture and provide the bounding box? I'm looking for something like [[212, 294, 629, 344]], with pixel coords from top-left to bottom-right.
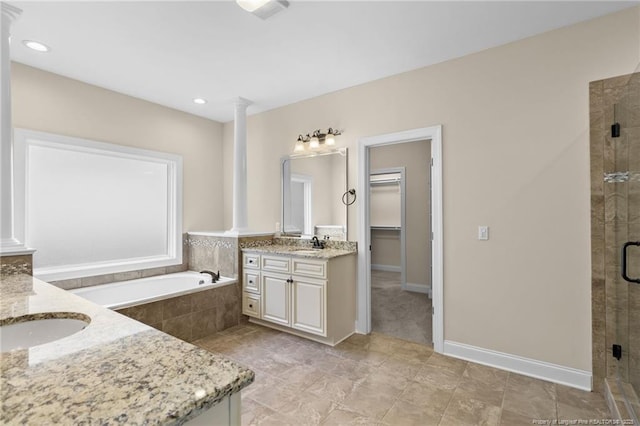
[[241, 244, 356, 259], [0, 274, 254, 425]]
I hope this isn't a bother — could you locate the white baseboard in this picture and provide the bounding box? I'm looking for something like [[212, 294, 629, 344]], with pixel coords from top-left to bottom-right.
[[371, 264, 401, 272], [444, 340, 592, 391], [404, 282, 431, 297]]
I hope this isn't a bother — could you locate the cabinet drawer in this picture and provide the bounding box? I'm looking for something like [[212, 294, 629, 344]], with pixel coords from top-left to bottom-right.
[[243, 271, 260, 294], [243, 253, 260, 269], [261, 255, 291, 273], [292, 258, 327, 279], [243, 293, 260, 318]]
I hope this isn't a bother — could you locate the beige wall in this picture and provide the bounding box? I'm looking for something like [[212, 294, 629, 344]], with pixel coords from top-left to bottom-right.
[[223, 8, 640, 371], [371, 229, 401, 269], [370, 140, 431, 287], [11, 63, 224, 232]]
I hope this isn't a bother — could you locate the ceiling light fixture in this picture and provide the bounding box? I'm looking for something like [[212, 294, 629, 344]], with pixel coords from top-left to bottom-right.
[[193, 98, 207, 105], [236, 0, 289, 20], [294, 128, 342, 153], [23, 40, 50, 53]]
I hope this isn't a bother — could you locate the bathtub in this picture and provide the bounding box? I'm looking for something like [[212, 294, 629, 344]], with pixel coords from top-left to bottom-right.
[[70, 271, 237, 310]]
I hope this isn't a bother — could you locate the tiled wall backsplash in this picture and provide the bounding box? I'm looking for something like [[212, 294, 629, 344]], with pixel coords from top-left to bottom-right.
[[0, 254, 33, 277], [187, 234, 238, 278], [272, 236, 357, 251]]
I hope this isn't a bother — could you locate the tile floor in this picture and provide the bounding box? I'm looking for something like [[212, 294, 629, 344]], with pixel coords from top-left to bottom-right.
[[194, 323, 612, 425], [371, 270, 432, 345]]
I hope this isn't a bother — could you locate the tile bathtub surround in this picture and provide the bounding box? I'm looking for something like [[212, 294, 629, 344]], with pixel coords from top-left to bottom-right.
[[187, 233, 238, 278], [195, 323, 613, 425], [0, 253, 33, 276], [117, 282, 241, 343], [0, 274, 254, 425]]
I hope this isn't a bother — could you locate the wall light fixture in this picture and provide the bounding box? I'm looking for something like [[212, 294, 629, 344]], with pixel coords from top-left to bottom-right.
[[294, 128, 342, 153]]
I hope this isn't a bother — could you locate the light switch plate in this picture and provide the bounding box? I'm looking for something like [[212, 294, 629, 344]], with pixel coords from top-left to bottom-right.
[[478, 226, 489, 240]]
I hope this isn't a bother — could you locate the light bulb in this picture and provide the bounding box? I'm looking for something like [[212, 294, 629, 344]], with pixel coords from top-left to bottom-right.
[[325, 134, 335, 146], [294, 140, 305, 152], [309, 137, 320, 149]]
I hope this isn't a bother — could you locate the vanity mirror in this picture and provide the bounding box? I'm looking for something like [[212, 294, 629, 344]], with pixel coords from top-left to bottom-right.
[[281, 148, 348, 240]]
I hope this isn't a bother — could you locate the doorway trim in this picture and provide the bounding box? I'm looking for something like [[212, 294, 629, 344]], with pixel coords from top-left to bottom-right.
[[356, 125, 443, 353]]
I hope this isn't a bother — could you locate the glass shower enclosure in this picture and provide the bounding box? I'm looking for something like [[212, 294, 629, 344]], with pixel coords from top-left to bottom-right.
[[599, 70, 640, 421]]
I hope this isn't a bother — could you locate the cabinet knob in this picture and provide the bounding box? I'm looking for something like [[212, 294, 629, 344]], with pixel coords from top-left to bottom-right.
[[249, 280, 253, 284], [249, 260, 253, 263], [249, 303, 253, 308]]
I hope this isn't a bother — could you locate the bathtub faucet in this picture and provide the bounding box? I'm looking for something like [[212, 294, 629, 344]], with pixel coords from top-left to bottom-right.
[[200, 270, 220, 283]]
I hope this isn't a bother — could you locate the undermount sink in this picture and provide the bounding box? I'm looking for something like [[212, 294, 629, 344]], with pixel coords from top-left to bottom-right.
[[0, 313, 90, 352], [294, 249, 322, 255]]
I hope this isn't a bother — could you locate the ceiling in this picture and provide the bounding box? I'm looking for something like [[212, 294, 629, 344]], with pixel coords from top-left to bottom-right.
[[10, 1, 638, 123]]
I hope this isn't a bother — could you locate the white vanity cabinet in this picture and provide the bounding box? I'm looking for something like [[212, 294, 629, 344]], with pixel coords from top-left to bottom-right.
[[241, 251, 356, 346]]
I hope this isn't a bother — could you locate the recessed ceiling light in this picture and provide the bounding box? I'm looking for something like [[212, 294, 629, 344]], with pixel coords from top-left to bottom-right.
[[23, 40, 50, 53], [236, 0, 289, 20], [193, 98, 207, 105]]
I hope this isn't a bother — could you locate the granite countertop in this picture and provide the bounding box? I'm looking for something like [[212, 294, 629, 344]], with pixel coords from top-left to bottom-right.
[[242, 244, 356, 259], [0, 274, 254, 425]]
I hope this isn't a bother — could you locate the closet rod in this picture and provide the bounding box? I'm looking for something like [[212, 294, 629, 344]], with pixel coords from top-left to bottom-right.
[[370, 178, 401, 185]]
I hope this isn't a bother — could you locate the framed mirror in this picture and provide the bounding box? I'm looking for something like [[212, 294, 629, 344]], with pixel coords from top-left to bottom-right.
[[281, 148, 348, 240]]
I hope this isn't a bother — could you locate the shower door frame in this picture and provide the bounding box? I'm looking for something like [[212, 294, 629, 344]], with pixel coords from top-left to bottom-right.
[[590, 71, 639, 405]]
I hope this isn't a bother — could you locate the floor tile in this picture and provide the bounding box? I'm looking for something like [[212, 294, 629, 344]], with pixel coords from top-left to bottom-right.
[[320, 407, 383, 425], [339, 382, 399, 419], [502, 373, 557, 419], [306, 373, 361, 404], [197, 323, 612, 426], [440, 390, 502, 425], [277, 390, 338, 425], [381, 399, 442, 425], [399, 380, 454, 413], [498, 409, 538, 425], [414, 363, 464, 390]]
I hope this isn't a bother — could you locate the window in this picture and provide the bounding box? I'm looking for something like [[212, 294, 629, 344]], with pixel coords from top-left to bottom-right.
[[14, 129, 183, 281]]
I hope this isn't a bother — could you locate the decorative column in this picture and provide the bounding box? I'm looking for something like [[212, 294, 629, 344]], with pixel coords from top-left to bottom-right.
[[229, 97, 252, 233], [0, 2, 25, 253]]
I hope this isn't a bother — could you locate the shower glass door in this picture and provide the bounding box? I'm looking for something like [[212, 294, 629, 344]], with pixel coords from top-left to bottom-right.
[[610, 71, 640, 412]]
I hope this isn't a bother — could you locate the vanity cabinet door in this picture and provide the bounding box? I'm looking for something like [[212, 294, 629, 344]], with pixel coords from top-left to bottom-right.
[[261, 272, 291, 326], [291, 276, 326, 336]]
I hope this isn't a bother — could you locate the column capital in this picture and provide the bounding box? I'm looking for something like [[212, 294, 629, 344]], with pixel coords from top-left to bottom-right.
[[1, 2, 22, 24], [235, 97, 253, 109]]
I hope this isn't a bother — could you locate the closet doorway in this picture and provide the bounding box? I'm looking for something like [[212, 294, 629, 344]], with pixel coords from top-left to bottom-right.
[[357, 125, 443, 352], [369, 143, 431, 345]]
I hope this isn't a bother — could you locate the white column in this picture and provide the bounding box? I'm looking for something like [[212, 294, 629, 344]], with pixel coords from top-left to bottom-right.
[[229, 97, 252, 233], [0, 2, 25, 254]]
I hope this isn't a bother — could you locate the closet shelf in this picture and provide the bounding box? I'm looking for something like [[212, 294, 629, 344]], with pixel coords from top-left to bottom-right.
[[370, 179, 401, 186], [371, 226, 401, 231]]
